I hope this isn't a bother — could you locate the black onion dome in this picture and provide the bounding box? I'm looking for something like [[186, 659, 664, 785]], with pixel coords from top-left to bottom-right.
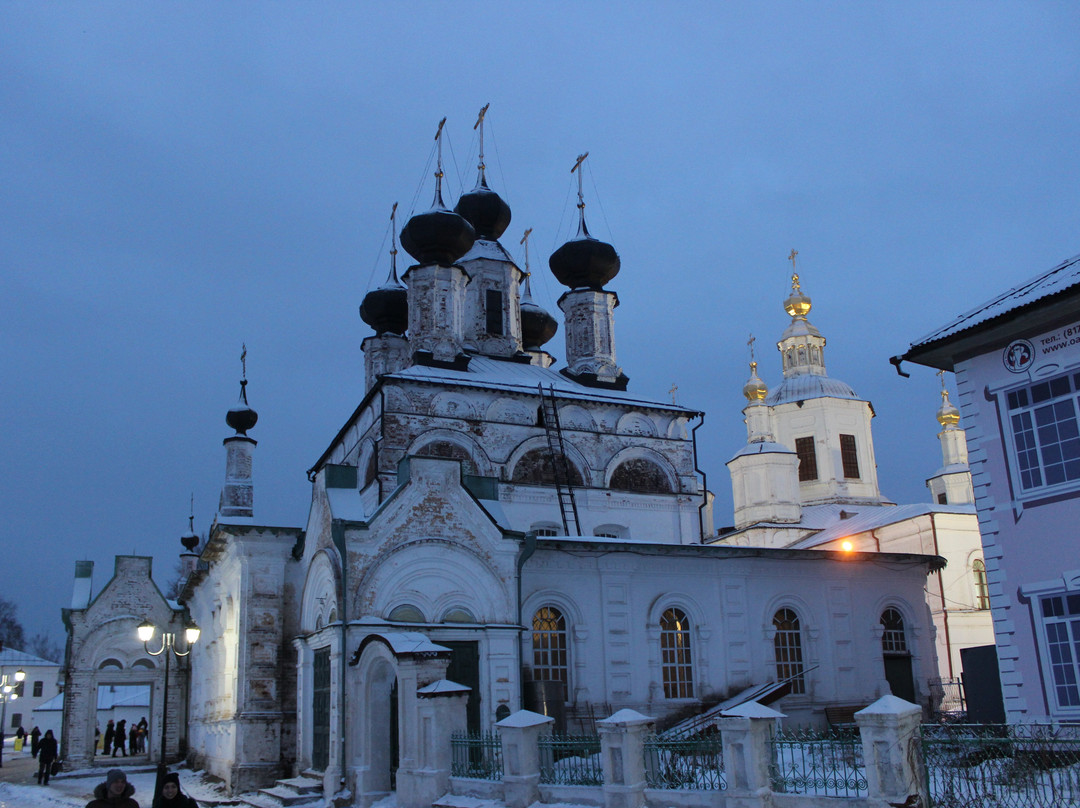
[[549, 231, 620, 289], [521, 299, 558, 349], [400, 189, 476, 266], [226, 380, 258, 435], [360, 280, 408, 335], [181, 531, 199, 551], [454, 177, 511, 240]]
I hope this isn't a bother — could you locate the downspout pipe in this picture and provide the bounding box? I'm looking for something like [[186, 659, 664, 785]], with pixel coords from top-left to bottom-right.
[[332, 520, 348, 790], [929, 512, 955, 680], [516, 531, 538, 707], [690, 413, 708, 541]]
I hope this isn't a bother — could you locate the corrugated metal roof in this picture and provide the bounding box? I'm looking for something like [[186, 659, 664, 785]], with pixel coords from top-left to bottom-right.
[[791, 502, 975, 548], [0, 648, 61, 667], [909, 253, 1080, 349], [387, 356, 700, 413]]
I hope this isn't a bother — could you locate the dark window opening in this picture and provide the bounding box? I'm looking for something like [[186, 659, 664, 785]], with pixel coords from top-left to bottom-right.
[[609, 458, 674, 494], [486, 289, 504, 335], [511, 448, 584, 486], [33, 681, 43, 697], [795, 437, 818, 481], [414, 440, 479, 476], [937, 492, 948, 505], [840, 434, 860, 479]]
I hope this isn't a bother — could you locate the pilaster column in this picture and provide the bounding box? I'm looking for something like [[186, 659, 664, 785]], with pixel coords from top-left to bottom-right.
[[717, 703, 785, 807], [855, 695, 925, 808], [496, 709, 553, 808]]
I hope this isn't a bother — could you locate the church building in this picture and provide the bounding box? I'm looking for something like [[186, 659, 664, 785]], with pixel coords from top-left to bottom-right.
[[178, 124, 948, 803]]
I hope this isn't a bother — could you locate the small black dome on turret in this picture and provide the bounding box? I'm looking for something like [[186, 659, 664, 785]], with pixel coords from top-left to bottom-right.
[[455, 177, 511, 240], [360, 270, 408, 335], [227, 379, 258, 435], [519, 274, 557, 349], [181, 531, 199, 552], [549, 221, 620, 290], [400, 187, 476, 266]]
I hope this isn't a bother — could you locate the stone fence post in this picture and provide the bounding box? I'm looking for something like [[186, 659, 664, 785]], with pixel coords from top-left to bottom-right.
[[717, 702, 785, 808], [597, 709, 654, 808], [855, 695, 925, 808], [496, 709, 553, 808]]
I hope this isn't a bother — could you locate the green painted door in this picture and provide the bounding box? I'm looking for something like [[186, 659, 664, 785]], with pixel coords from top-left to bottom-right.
[[312, 647, 331, 771]]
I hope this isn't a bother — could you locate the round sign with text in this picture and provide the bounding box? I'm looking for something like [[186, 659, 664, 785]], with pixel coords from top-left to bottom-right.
[[1003, 339, 1035, 373]]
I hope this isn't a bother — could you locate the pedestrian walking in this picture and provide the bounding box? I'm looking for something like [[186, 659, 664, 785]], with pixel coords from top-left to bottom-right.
[[103, 720, 115, 756], [112, 720, 128, 757], [30, 726, 42, 758], [36, 729, 59, 785]]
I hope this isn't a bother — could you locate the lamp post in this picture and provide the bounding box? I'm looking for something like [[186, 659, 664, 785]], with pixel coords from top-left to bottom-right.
[[137, 620, 199, 779], [0, 667, 26, 768]]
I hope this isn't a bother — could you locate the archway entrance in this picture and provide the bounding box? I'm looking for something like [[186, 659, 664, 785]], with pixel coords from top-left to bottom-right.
[[94, 683, 151, 760], [312, 647, 330, 771]]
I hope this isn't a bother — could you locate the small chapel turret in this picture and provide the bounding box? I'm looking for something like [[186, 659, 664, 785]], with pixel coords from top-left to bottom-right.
[[926, 375, 974, 505], [551, 153, 627, 390], [219, 346, 257, 519], [361, 204, 411, 391]]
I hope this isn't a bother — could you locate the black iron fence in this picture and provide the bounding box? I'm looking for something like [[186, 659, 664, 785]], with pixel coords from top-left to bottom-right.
[[450, 731, 503, 781]]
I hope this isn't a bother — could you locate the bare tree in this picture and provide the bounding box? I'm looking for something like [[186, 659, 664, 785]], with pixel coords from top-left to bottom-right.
[[26, 632, 62, 663], [0, 596, 26, 652]]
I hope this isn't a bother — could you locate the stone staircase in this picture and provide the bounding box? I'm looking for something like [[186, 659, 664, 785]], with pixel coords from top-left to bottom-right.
[[238, 773, 324, 807]]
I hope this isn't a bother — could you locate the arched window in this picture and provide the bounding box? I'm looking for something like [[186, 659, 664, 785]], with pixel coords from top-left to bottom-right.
[[973, 560, 990, 610], [532, 606, 569, 700], [443, 607, 477, 624], [881, 608, 908, 654], [609, 458, 674, 494], [512, 449, 584, 486], [414, 440, 479, 476], [387, 604, 425, 623], [773, 608, 805, 694], [660, 608, 694, 698]]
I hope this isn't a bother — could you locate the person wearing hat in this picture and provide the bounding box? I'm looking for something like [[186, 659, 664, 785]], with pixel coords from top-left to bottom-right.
[[85, 768, 139, 807], [152, 771, 198, 808]]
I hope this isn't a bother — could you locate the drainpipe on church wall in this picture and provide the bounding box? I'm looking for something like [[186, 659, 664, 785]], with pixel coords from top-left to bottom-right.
[[515, 531, 537, 707], [691, 413, 708, 540], [929, 513, 955, 680]]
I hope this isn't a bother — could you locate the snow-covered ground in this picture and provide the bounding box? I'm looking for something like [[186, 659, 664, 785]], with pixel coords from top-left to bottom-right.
[[0, 763, 232, 807]]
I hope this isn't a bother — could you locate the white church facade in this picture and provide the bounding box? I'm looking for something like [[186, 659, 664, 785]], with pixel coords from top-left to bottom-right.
[[176, 131, 958, 803]]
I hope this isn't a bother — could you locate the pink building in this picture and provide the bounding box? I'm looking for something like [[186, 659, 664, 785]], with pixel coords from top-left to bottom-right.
[[898, 253, 1080, 722]]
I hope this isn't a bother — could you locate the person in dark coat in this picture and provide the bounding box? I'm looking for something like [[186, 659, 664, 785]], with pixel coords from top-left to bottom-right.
[[15, 726, 25, 741], [85, 768, 139, 808], [112, 719, 127, 757], [36, 729, 59, 785], [152, 771, 198, 808], [103, 719, 115, 756], [30, 725, 42, 758]]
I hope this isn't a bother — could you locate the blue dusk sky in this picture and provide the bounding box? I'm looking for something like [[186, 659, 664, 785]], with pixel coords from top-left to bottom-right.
[[3, 3, 1080, 646]]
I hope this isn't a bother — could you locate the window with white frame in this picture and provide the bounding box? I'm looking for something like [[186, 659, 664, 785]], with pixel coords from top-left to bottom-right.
[[773, 608, 806, 694], [532, 606, 569, 701], [1003, 372, 1080, 499], [880, 608, 908, 654], [1039, 592, 1080, 709], [660, 607, 694, 698]]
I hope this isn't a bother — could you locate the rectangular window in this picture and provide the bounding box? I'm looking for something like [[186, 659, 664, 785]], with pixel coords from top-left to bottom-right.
[[1040, 594, 1080, 709], [840, 434, 860, 478], [486, 289, 504, 335], [795, 437, 818, 482], [10, 713, 21, 729], [33, 681, 43, 697], [1005, 371, 1080, 498], [14, 682, 23, 697], [937, 492, 948, 504]]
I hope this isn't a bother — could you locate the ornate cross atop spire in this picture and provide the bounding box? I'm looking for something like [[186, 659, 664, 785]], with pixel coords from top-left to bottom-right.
[[433, 116, 447, 203], [389, 202, 399, 281], [571, 152, 589, 233], [788, 248, 798, 273], [188, 492, 195, 534], [474, 103, 490, 180], [241, 343, 247, 381], [669, 383, 678, 405], [748, 333, 757, 363]]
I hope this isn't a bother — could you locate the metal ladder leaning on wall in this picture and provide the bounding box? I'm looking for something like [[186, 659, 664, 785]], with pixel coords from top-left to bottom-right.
[[538, 384, 580, 536]]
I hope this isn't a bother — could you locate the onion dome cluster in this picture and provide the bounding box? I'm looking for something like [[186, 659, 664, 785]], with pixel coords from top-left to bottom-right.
[[400, 186, 476, 266], [549, 216, 620, 290]]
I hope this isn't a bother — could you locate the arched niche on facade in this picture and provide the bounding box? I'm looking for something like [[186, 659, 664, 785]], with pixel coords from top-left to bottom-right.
[[605, 447, 678, 494], [406, 430, 494, 478], [507, 437, 588, 487]]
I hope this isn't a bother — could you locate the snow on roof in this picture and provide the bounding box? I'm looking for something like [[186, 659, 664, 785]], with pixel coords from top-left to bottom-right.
[[721, 701, 786, 720], [908, 252, 1080, 349], [765, 374, 861, 406], [461, 239, 517, 264], [33, 692, 64, 712], [327, 487, 370, 522], [371, 631, 451, 656], [386, 355, 700, 414], [0, 648, 61, 668], [417, 679, 471, 696], [729, 440, 794, 461], [97, 686, 150, 709], [789, 502, 975, 549], [497, 709, 554, 728]]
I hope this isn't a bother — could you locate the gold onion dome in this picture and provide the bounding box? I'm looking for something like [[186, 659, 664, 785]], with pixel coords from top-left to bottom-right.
[[743, 361, 768, 402], [937, 389, 961, 427], [784, 273, 812, 318]]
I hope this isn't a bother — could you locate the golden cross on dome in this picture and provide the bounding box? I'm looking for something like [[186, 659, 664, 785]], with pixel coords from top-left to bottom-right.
[[788, 248, 798, 271], [669, 383, 678, 405], [747, 333, 756, 362]]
